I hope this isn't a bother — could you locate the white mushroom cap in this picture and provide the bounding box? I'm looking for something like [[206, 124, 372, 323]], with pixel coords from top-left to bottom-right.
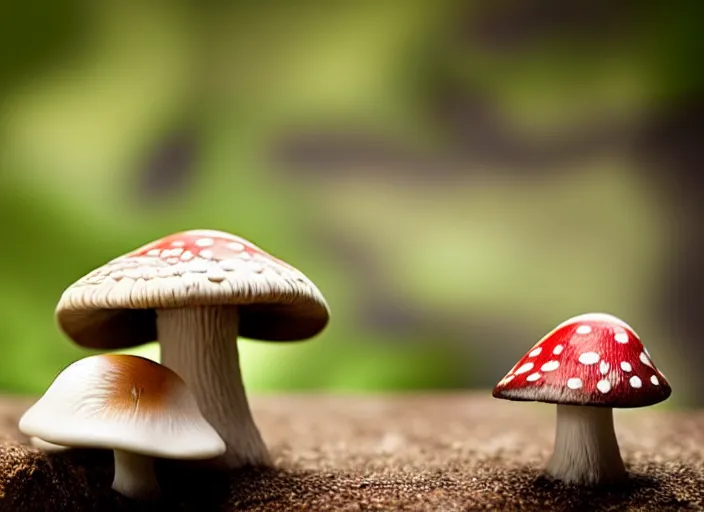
[[19, 354, 225, 459], [56, 229, 330, 349]]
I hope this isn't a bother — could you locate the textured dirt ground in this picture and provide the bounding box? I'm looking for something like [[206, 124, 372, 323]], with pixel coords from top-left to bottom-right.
[[0, 393, 701, 511]]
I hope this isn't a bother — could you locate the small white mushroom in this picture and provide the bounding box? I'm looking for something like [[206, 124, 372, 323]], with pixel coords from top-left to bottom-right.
[[19, 354, 225, 500]]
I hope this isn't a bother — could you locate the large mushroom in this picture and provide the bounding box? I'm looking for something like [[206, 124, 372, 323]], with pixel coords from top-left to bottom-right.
[[55, 229, 330, 468], [20, 354, 225, 500], [493, 312, 671, 486]]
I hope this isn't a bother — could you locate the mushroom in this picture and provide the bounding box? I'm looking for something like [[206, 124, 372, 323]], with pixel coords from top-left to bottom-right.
[[493, 312, 671, 486], [19, 354, 225, 500], [55, 229, 330, 468]]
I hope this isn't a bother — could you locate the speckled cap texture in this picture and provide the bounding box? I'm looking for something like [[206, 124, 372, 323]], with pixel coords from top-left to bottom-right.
[[56, 230, 330, 349]]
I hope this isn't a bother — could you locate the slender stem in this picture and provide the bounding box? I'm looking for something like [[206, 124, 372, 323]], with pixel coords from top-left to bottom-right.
[[157, 305, 271, 468], [112, 450, 159, 500], [546, 405, 626, 485]]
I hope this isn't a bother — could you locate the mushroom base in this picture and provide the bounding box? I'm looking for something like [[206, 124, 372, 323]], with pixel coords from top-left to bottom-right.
[[112, 450, 160, 500], [157, 305, 271, 469], [545, 405, 626, 486]]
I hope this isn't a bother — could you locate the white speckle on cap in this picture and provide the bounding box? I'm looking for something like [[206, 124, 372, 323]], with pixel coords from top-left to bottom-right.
[[514, 363, 534, 375], [526, 372, 541, 382], [599, 361, 610, 375], [171, 240, 185, 247], [180, 251, 194, 261], [123, 269, 141, 280], [567, 378, 583, 390], [227, 242, 245, 252], [620, 361, 632, 372], [219, 259, 240, 271], [206, 266, 226, 282], [157, 267, 175, 278], [640, 351, 653, 368], [166, 248, 184, 257], [614, 332, 629, 343], [541, 361, 560, 372], [528, 347, 542, 357], [188, 260, 210, 273], [553, 344, 564, 355], [195, 238, 214, 247], [503, 375, 515, 384], [578, 352, 600, 365], [597, 380, 612, 393], [199, 249, 214, 260], [629, 376, 642, 388], [576, 325, 592, 335], [650, 375, 659, 385], [596, 379, 611, 394], [147, 249, 161, 257]]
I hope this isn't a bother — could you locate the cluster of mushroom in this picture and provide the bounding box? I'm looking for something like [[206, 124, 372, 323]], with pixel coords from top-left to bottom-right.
[[493, 312, 672, 486], [19, 229, 331, 500]]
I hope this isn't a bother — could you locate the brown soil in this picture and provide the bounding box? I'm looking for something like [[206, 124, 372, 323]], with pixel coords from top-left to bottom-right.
[[0, 393, 701, 511]]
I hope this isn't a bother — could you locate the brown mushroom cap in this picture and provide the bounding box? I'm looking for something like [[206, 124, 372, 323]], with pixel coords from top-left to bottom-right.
[[56, 229, 330, 349]]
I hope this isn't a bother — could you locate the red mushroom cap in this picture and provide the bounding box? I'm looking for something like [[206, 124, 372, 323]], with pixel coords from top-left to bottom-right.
[[493, 313, 671, 408]]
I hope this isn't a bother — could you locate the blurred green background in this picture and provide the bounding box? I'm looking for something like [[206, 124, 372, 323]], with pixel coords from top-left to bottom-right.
[[1, 1, 701, 405]]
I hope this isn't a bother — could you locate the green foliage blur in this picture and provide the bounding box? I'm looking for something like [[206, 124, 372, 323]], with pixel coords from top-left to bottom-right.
[[0, 1, 700, 402]]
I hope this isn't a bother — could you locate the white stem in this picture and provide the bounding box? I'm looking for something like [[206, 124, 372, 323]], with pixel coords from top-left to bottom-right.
[[112, 450, 159, 500], [157, 305, 271, 469], [546, 405, 626, 485]]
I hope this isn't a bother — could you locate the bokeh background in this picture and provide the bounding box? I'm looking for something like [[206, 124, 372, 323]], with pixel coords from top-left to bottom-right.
[[1, 1, 701, 406]]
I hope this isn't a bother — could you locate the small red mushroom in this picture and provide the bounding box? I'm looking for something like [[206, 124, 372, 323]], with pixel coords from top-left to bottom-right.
[[493, 312, 671, 485]]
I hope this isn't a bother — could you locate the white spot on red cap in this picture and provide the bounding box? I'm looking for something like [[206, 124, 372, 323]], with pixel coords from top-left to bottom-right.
[[171, 240, 185, 247], [553, 344, 564, 355], [541, 361, 560, 372], [227, 242, 245, 252], [180, 251, 194, 261], [514, 363, 534, 375], [596, 380, 611, 393], [620, 361, 632, 372], [502, 375, 515, 384], [650, 375, 659, 386], [576, 325, 592, 335], [567, 378, 583, 389], [200, 249, 214, 260], [528, 347, 542, 357], [599, 361, 610, 375], [614, 332, 629, 344], [640, 352, 653, 368], [195, 238, 214, 247], [578, 352, 600, 365], [147, 249, 161, 257], [629, 376, 642, 388], [526, 373, 541, 382]]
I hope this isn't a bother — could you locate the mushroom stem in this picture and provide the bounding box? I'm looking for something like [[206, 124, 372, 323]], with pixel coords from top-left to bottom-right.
[[157, 305, 271, 469], [546, 404, 626, 485], [112, 449, 160, 500]]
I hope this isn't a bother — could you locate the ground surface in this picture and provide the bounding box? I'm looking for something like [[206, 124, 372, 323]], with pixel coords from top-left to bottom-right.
[[0, 393, 701, 511]]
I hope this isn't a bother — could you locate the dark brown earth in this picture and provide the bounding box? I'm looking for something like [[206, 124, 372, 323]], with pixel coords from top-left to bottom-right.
[[0, 393, 701, 511]]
